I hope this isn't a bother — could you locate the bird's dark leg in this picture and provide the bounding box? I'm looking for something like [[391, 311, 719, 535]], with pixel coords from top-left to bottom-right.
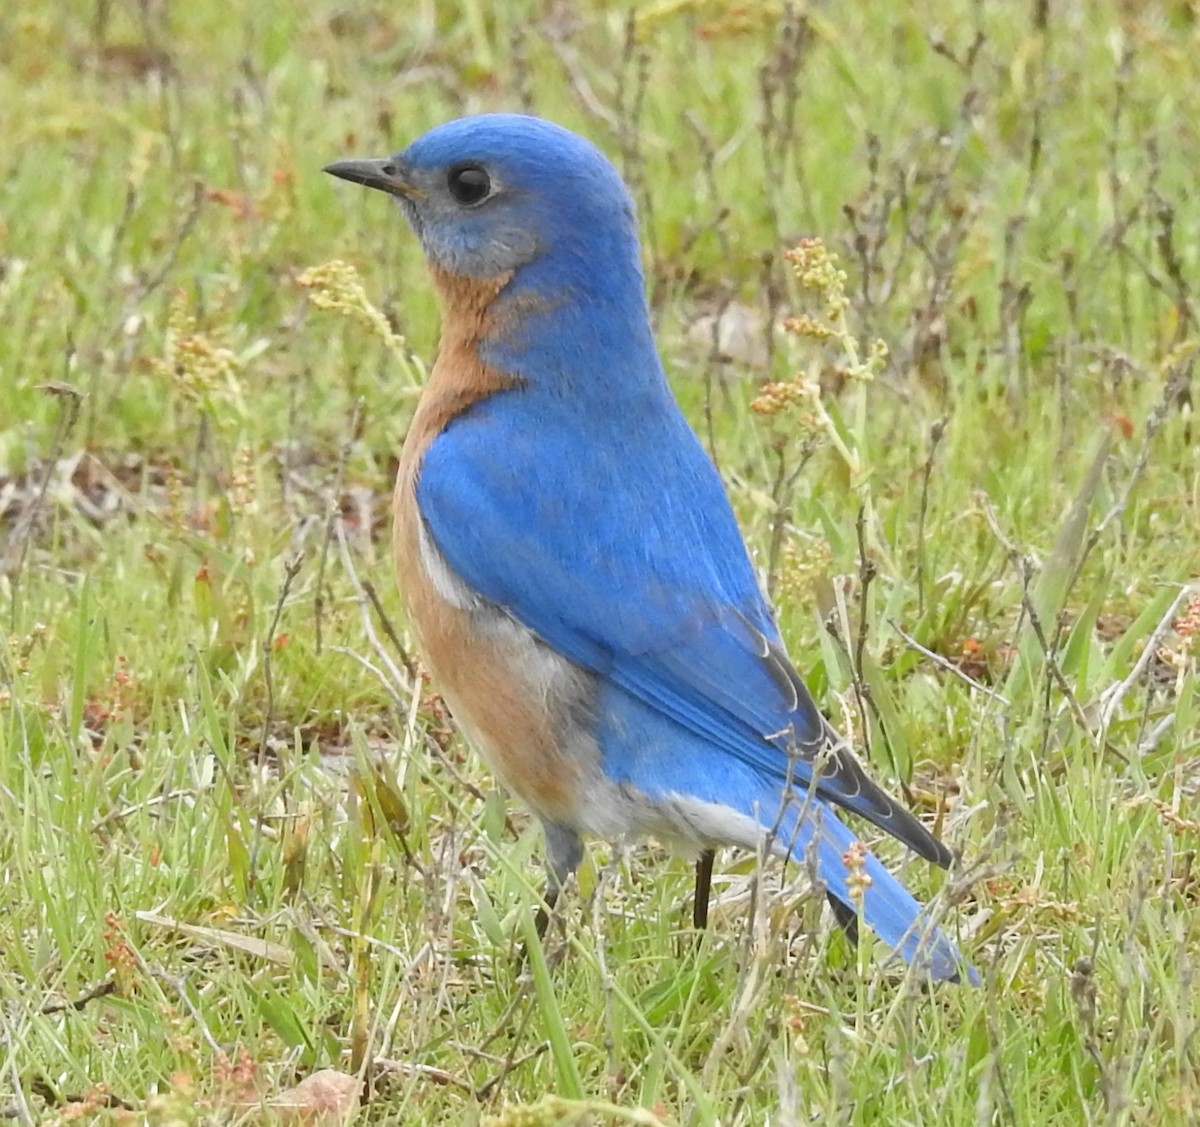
[[535, 820, 584, 939], [693, 849, 715, 929]]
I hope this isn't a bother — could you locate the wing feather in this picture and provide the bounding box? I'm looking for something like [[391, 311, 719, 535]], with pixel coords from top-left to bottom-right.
[[416, 393, 950, 865]]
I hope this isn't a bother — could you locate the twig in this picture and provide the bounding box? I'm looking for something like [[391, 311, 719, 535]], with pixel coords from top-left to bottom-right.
[[371, 1058, 474, 1093], [979, 494, 1092, 735], [314, 398, 363, 655], [0, 1006, 34, 1124], [1065, 365, 1192, 603], [892, 622, 1011, 705], [39, 977, 117, 1016], [311, 920, 422, 965], [1097, 581, 1198, 736], [329, 648, 409, 713], [764, 439, 817, 599], [372, 941, 434, 1064], [330, 516, 493, 818], [246, 552, 305, 902], [361, 577, 418, 681], [474, 991, 542, 1102], [3, 370, 82, 625], [334, 519, 414, 701], [1137, 712, 1176, 755], [258, 553, 305, 767], [850, 504, 878, 762], [91, 788, 196, 831], [132, 180, 205, 304], [590, 858, 621, 1098], [148, 965, 224, 1055], [916, 417, 947, 616], [542, 26, 619, 128]]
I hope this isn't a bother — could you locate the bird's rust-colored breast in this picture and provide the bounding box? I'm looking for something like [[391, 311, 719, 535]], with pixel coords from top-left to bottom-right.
[[391, 266, 584, 822]]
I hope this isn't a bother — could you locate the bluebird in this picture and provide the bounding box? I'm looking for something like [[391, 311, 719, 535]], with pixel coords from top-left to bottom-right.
[[326, 114, 975, 983]]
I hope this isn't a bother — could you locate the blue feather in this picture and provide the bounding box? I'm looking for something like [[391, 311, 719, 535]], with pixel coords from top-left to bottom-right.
[[339, 112, 976, 982], [596, 684, 976, 983], [418, 377, 974, 982]]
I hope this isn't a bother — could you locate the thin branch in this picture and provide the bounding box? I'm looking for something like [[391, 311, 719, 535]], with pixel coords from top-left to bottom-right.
[[258, 553, 305, 767], [1097, 581, 1198, 736], [361, 577, 418, 681], [39, 977, 117, 1016], [92, 788, 196, 832], [314, 398, 363, 655], [148, 964, 224, 1055], [334, 520, 414, 702], [916, 416, 947, 616], [979, 494, 1092, 736], [892, 622, 1011, 705], [3, 370, 83, 626]]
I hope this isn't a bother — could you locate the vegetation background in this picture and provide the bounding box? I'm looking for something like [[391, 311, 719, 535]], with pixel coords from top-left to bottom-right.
[[1, 0, 1198, 1122]]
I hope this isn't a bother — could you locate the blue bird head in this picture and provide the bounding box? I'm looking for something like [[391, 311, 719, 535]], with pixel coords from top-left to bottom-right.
[[327, 114, 665, 401], [326, 114, 642, 289]]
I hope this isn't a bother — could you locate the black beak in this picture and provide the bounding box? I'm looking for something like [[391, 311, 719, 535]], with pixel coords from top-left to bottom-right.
[[323, 157, 423, 199]]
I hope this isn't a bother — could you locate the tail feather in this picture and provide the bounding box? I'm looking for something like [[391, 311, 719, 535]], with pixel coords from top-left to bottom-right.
[[780, 800, 979, 985], [595, 689, 977, 983]]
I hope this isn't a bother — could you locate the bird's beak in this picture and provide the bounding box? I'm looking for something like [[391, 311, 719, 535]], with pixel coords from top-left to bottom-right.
[[323, 157, 424, 199]]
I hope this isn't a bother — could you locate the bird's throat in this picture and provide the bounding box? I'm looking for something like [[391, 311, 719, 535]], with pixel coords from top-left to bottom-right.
[[429, 264, 514, 354]]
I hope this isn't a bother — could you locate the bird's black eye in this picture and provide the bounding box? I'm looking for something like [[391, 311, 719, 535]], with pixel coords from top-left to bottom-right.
[[447, 163, 492, 205]]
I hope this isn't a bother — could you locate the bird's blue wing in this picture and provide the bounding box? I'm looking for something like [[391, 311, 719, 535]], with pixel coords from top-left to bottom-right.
[[415, 390, 948, 864]]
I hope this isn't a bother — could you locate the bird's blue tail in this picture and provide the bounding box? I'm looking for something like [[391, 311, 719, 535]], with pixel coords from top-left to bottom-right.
[[597, 693, 977, 984], [771, 792, 979, 985]]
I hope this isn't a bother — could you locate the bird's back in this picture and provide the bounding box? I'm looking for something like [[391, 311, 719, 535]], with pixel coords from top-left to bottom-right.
[[328, 111, 974, 982]]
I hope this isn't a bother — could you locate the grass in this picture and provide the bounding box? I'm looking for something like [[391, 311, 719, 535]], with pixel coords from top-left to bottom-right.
[[1, 0, 1198, 1122]]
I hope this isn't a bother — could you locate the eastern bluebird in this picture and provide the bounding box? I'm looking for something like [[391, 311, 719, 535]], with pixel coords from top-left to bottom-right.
[[326, 114, 975, 983]]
